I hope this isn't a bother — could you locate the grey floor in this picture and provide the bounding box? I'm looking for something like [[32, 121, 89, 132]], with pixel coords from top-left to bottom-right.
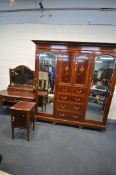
[[0, 107, 116, 175]]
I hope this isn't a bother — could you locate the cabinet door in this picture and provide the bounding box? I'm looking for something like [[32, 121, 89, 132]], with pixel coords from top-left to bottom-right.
[[85, 54, 116, 122], [73, 52, 91, 86], [59, 51, 74, 84]]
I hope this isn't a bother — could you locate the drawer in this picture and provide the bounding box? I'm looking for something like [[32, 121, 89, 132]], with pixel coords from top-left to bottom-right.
[[2, 97, 18, 103], [2, 96, 33, 103], [58, 85, 71, 93], [20, 98, 34, 102], [56, 111, 83, 121], [72, 87, 87, 95], [70, 95, 85, 103], [57, 102, 84, 113], [58, 94, 85, 103], [58, 94, 70, 102]]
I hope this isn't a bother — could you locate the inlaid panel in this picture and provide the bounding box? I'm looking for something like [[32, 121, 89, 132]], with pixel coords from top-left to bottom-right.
[[74, 53, 90, 85], [60, 52, 73, 83]]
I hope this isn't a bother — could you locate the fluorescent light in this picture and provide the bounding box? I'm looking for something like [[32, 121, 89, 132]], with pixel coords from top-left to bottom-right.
[[100, 57, 114, 60], [95, 60, 102, 63]]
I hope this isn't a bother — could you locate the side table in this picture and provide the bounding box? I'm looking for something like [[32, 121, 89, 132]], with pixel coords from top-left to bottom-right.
[[10, 101, 36, 141]]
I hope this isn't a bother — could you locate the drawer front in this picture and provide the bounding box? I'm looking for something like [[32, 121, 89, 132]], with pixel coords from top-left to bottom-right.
[[56, 111, 83, 121], [20, 98, 34, 102], [72, 87, 87, 95], [2, 96, 34, 103], [70, 95, 85, 103], [3, 97, 17, 103], [57, 102, 84, 113], [58, 94, 85, 103], [58, 85, 71, 93], [58, 94, 70, 102]]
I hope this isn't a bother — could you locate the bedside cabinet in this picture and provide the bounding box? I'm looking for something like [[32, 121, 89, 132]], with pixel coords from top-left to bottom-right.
[[10, 101, 36, 141]]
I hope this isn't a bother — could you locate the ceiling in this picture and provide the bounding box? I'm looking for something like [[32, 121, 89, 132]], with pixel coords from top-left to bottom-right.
[[0, 0, 116, 12]]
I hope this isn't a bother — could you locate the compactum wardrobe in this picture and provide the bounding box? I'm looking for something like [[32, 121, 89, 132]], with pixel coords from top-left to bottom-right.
[[33, 40, 116, 131]]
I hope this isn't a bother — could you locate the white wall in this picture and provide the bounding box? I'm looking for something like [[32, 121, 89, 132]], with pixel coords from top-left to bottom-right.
[[0, 10, 116, 26], [0, 23, 116, 119]]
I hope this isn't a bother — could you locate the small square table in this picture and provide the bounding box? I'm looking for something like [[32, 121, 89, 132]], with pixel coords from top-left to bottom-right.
[[10, 101, 36, 141]]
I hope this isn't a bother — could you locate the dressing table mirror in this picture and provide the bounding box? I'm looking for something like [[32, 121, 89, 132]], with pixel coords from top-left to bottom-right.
[[9, 65, 34, 86]]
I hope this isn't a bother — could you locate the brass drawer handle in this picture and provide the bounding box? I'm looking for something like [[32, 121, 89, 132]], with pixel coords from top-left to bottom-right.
[[74, 98, 80, 102], [60, 104, 66, 109], [73, 115, 79, 119], [76, 90, 82, 94], [73, 106, 80, 111], [62, 88, 68, 92], [59, 113, 64, 117], [60, 96, 67, 100]]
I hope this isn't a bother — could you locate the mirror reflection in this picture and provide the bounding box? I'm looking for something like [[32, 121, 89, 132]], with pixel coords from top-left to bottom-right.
[[86, 55, 115, 121], [38, 52, 57, 114]]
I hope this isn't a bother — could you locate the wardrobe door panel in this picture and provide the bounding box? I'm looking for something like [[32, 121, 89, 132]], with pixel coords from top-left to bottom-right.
[[59, 52, 74, 84], [73, 52, 91, 86], [85, 54, 116, 122]]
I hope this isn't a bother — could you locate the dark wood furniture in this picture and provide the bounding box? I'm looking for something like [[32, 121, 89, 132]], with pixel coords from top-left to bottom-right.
[[9, 65, 34, 85], [0, 65, 35, 106], [10, 101, 36, 141], [0, 65, 48, 112], [33, 40, 116, 131], [0, 89, 47, 112], [0, 88, 35, 106]]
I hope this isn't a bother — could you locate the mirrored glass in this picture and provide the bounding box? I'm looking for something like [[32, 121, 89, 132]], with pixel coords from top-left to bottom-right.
[[86, 55, 115, 121], [38, 52, 57, 114]]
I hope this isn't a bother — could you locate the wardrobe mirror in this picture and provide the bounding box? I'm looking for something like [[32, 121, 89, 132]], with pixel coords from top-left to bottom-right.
[[38, 52, 57, 114], [86, 55, 115, 121]]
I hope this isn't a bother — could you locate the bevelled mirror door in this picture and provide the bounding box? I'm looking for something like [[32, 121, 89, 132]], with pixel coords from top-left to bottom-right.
[[86, 55, 115, 121], [38, 52, 57, 114]]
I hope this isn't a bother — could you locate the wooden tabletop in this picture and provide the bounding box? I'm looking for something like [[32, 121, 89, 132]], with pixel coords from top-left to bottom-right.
[[10, 101, 36, 111], [0, 89, 47, 98], [0, 89, 34, 99]]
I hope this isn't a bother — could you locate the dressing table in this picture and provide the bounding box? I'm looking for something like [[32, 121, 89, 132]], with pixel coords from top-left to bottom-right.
[[0, 65, 47, 111]]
